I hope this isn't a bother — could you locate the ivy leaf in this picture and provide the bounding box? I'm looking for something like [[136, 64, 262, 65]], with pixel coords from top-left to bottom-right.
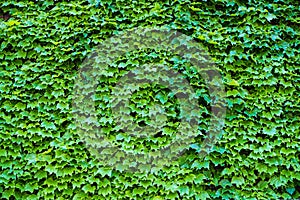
[[82, 184, 95, 193], [24, 183, 35, 193], [286, 187, 295, 195], [263, 127, 276, 136], [52, 90, 65, 98], [178, 185, 189, 195], [231, 176, 244, 186], [133, 187, 144, 195], [14, 102, 26, 111], [194, 173, 206, 184], [270, 176, 284, 188], [35, 170, 47, 181], [221, 167, 235, 176], [280, 148, 295, 155], [41, 121, 56, 130], [6, 20, 21, 26], [155, 114, 167, 123], [155, 92, 168, 104], [0, 149, 7, 157], [189, 143, 200, 151], [26, 154, 37, 164], [153, 196, 164, 200], [97, 168, 112, 177], [227, 79, 240, 86], [57, 102, 69, 110], [265, 13, 276, 22], [227, 90, 239, 97], [2, 189, 14, 199], [184, 174, 196, 183], [196, 191, 210, 200]]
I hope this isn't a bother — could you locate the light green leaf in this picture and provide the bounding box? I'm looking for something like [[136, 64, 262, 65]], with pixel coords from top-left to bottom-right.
[[231, 176, 244, 186]]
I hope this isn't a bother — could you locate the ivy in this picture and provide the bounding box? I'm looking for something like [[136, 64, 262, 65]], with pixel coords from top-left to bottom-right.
[[0, 0, 299, 199]]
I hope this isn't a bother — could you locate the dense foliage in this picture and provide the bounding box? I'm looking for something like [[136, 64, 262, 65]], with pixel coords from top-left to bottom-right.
[[0, 0, 299, 199]]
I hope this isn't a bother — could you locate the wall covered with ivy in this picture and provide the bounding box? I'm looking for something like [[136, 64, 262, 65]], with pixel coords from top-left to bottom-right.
[[0, 0, 299, 199]]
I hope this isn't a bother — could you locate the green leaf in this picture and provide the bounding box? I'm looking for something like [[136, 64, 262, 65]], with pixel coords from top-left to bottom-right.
[[196, 191, 210, 200], [26, 154, 37, 164], [2, 189, 14, 199], [6, 20, 21, 26], [133, 187, 144, 195], [24, 183, 35, 193], [156, 114, 167, 123], [231, 176, 244, 186], [178, 185, 189, 195], [286, 187, 295, 195], [35, 170, 47, 180], [270, 176, 283, 188], [194, 173, 206, 184], [184, 174, 196, 183], [265, 13, 276, 22], [0, 149, 7, 157], [192, 160, 209, 169], [45, 165, 57, 175], [41, 121, 56, 130], [82, 184, 95, 193], [155, 92, 168, 104], [57, 102, 69, 110], [14, 102, 26, 110], [263, 127, 276, 136], [97, 168, 112, 177], [227, 79, 240, 86], [153, 196, 164, 200], [227, 89, 239, 97], [221, 167, 235, 176], [280, 148, 295, 155]]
